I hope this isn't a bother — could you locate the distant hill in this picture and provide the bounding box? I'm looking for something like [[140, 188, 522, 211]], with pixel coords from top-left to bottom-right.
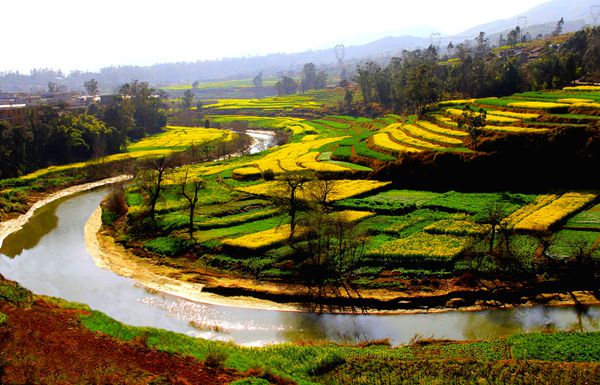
[[458, 0, 596, 38]]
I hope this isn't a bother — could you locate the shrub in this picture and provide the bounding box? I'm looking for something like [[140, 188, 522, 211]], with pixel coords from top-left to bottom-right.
[[204, 347, 228, 370], [262, 168, 275, 181], [143, 237, 191, 256]]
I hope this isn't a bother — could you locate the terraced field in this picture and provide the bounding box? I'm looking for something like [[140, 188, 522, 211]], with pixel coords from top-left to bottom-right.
[[107, 85, 600, 289]]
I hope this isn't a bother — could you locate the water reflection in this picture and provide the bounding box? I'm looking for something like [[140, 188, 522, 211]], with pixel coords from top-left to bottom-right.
[[0, 187, 599, 346], [0, 199, 60, 257]]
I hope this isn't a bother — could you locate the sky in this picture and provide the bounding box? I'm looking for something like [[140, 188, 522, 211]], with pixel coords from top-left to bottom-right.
[[2, 0, 551, 74]]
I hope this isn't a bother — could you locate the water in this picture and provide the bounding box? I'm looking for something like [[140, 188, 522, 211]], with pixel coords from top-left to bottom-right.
[[1, 188, 599, 346]]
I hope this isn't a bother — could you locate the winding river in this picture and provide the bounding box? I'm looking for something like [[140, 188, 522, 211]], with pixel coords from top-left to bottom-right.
[[0, 131, 599, 346]]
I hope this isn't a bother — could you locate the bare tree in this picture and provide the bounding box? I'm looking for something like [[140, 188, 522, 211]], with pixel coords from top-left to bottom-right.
[[297, 209, 367, 313], [135, 156, 173, 224], [482, 201, 508, 254], [179, 170, 206, 240], [307, 177, 337, 213], [270, 172, 311, 240]]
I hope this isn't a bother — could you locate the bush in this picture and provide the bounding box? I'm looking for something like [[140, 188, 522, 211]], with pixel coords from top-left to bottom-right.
[[143, 237, 191, 256], [262, 168, 275, 181], [204, 347, 228, 370], [308, 352, 346, 376], [104, 183, 128, 217]]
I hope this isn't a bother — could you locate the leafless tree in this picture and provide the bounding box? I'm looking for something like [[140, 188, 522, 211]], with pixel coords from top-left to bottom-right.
[[179, 170, 206, 240], [135, 156, 173, 224]]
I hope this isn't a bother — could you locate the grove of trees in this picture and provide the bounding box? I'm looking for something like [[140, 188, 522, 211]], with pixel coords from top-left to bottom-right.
[[353, 27, 600, 115], [0, 80, 166, 178]]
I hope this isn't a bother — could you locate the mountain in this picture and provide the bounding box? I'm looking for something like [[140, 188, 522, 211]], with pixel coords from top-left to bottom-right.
[[459, 0, 596, 38]]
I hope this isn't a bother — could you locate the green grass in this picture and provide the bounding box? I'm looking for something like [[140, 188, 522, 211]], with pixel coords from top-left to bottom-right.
[[564, 204, 600, 230], [76, 306, 600, 385], [421, 191, 535, 221], [144, 236, 192, 256], [546, 230, 600, 259]]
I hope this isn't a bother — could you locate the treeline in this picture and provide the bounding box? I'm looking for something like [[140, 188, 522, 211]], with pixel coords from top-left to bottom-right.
[[354, 27, 600, 114], [0, 81, 165, 178]]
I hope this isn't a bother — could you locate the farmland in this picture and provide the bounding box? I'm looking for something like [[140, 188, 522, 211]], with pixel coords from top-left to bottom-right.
[[96, 83, 600, 305]]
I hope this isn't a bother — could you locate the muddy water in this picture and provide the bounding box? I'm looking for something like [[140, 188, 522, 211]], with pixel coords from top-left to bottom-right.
[[1, 188, 599, 346]]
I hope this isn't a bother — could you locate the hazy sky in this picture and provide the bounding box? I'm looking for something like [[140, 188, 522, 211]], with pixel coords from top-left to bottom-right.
[[3, 0, 551, 73]]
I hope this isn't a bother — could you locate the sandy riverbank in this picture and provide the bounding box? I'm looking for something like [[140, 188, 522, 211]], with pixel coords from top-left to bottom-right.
[[85, 206, 302, 312], [85, 208, 600, 314], [0, 175, 132, 249]]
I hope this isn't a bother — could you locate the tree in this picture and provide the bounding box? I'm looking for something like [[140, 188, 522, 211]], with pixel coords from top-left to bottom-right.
[[552, 17, 564, 37], [275, 76, 298, 96], [507, 27, 521, 47], [47, 81, 59, 93], [457, 105, 487, 148], [253, 72, 263, 88], [182, 89, 194, 109], [296, 206, 367, 313], [343, 88, 354, 112], [475, 32, 490, 57], [482, 202, 508, 254], [84, 79, 99, 96], [136, 156, 173, 224], [192, 80, 199, 89], [272, 172, 311, 240], [307, 177, 337, 212], [179, 170, 206, 240]]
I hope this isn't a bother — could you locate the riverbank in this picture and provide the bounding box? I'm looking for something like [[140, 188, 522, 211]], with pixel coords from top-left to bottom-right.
[[87, 208, 600, 314], [0, 175, 132, 249], [86, 206, 300, 312]]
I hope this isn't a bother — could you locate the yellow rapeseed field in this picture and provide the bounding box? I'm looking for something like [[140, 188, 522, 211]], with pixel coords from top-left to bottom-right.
[[221, 224, 302, 249], [402, 123, 464, 146], [562, 86, 600, 92], [514, 192, 597, 231], [415, 120, 468, 138], [487, 110, 540, 119], [128, 126, 235, 152], [237, 179, 390, 202], [506, 102, 570, 110], [370, 132, 422, 154]]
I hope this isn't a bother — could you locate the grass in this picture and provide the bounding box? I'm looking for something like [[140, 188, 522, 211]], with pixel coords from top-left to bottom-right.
[[75, 305, 600, 385]]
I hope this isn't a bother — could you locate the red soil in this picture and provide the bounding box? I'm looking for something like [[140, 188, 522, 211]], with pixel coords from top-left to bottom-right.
[[0, 299, 240, 385]]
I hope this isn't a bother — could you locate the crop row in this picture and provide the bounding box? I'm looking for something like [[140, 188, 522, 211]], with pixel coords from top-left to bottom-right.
[[401, 123, 464, 146], [369, 232, 468, 262], [221, 224, 300, 249], [486, 110, 540, 119], [369, 132, 422, 154], [196, 208, 279, 229], [505, 194, 560, 227], [383, 124, 445, 150], [423, 219, 490, 236], [415, 120, 468, 138], [237, 179, 391, 202], [445, 108, 520, 123], [513, 192, 597, 232]]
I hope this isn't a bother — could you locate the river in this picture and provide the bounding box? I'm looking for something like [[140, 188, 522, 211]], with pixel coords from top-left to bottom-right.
[[1, 187, 599, 346]]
